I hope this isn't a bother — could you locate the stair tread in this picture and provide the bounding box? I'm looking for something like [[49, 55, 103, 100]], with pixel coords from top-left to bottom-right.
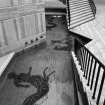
[[71, 10, 92, 18], [70, 16, 94, 28], [69, 3, 89, 7], [70, 5, 90, 12], [70, 13, 94, 23], [70, 0, 88, 4], [70, 3, 89, 8], [70, 7, 92, 14], [70, 0, 88, 5]]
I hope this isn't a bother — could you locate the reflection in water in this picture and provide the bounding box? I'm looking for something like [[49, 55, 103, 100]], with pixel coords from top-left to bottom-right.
[[8, 67, 55, 105]]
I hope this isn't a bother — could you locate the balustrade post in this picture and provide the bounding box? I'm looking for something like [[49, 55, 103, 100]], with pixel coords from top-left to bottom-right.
[[92, 66, 101, 99], [87, 57, 93, 86], [96, 70, 105, 105]]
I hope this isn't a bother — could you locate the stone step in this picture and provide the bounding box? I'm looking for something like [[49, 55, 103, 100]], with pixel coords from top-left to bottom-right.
[[70, 1, 88, 7], [70, 15, 94, 28], [70, 0, 88, 4], [71, 11, 93, 20], [70, 4, 90, 12], [70, 7, 91, 16], [70, 3, 89, 9]]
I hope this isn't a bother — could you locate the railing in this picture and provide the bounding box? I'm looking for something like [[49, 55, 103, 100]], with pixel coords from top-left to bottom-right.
[[88, 0, 96, 16], [71, 58, 80, 105], [73, 37, 105, 105], [66, 0, 71, 28], [72, 52, 89, 105]]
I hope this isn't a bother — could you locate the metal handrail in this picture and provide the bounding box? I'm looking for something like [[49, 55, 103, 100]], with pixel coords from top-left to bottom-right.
[[71, 57, 80, 105], [75, 37, 105, 68], [74, 37, 105, 105], [66, 0, 71, 28]]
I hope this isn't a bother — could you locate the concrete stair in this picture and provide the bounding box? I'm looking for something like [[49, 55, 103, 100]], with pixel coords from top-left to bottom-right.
[[68, 0, 95, 29], [71, 20, 105, 105], [71, 18, 105, 65], [71, 5, 105, 105]]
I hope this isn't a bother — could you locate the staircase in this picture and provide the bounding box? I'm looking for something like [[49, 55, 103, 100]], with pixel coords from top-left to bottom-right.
[[70, 5, 105, 105], [71, 36, 105, 105], [67, 0, 95, 29]]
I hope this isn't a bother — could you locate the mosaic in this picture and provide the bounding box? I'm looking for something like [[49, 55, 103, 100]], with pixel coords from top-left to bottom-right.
[[8, 67, 55, 105], [51, 38, 72, 51]]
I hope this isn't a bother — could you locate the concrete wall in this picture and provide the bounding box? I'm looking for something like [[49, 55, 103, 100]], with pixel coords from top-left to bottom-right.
[[93, 0, 105, 5], [0, 0, 11, 7]]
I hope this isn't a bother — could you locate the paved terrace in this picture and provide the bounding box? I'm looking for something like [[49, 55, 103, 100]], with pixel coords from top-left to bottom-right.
[[0, 16, 75, 105], [44, 0, 66, 8]]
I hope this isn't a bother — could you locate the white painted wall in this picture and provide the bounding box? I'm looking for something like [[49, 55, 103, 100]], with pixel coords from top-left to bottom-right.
[[0, 0, 46, 56], [93, 0, 105, 5], [44, 0, 58, 1], [0, 0, 11, 7]]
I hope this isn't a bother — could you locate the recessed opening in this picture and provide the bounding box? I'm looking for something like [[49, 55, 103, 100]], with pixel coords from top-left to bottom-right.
[[25, 42, 28, 46], [40, 36, 43, 38], [30, 40, 34, 43], [35, 38, 38, 41]]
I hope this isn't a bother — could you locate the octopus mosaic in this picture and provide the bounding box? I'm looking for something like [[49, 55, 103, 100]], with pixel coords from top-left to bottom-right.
[[8, 67, 55, 105]]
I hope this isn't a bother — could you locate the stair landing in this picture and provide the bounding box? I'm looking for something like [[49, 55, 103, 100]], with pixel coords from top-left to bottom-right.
[[71, 4, 105, 64]]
